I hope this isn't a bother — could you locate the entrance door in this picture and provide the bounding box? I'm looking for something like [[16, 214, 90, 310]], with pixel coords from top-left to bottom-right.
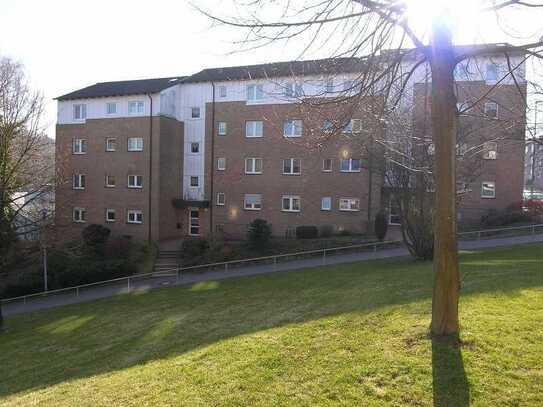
[[189, 208, 200, 236]]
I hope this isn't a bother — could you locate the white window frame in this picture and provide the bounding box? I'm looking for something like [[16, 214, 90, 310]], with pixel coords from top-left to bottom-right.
[[244, 194, 262, 211], [322, 158, 333, 172], [343, 119, 362, 134], [72, 174, 86, 190], [128, 174, 143, 189], [73, 104, 86, 121], [190, 176, 199, 187], [73, 207, 86, 223], [128, 100, 144, 115], [106, 102, 118, 115], [218, 85, 227, 98], [191, 107, 201, 119], [282, 195, 301, 212], [218, 121, 227, 136], [217, 157, 226, 171], [283, 119, 303, 138], [189, 208, 200, 236], [127, 209, 143, 224], [485, 63, 499, 82], [282, 158, 301, 175], [339, 198, 360, 212], [216, 192, 225, 206], [321, 197, 332, 211], [245, 121, 263, 138], [247, 84, 264, 101], [245, 157, 263, 174], [127, 137, 144, 152], [340, 158, 362, 172], [483, 141, 498, 160], [105, 175, 115, 188], [481, 181, 496, 199], [190, 142, 200, 154], [73, 138, 87, 154], [105, 209, 116, 223], [105, 138, 116, 152], [484, 102, 498, 119]]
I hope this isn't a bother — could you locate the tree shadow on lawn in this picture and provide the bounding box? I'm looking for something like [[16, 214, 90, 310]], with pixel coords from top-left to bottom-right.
[[0, 246, 541, 401]]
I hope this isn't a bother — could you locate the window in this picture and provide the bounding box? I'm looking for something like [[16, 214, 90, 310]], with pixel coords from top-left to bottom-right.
[[340, 158, 361, 172], [485, 63, 498, 81], [190, 176, 199, 187], [127, 210, 143, 224], [128, 175, 143, 188], [106, 102, 117, 115], [283, 158, 301, 175], [244, 194, 262, 210], [484, 102, 498, 118], [282, 195, 301, 212], [217, 157, 226, 171], [457, 143, 468, 157], [283, 120, 303, 138], [218, 121, 227, 136], [245, 157, 263, 174], [72, 138, 87, 154], [481, 181, 496, 198], [217, 192, 225, 206], [73, 174, 86, 190], [284, 82, 303, 98], [128, 101, 144, 114], [105, 175, 115, 188], [483, 141, 498, 160], [105, 209, 116, 222], [324, 78, 334, 93], [191, 142, 200, 154], [128, 137, 143, 151], [105, 138, 116, 152], [322, 120, 334, 133], [73, 207, 86, 223], [321, 197, 332, 211], [343, 80, 354, 92], [247, 84, 264, 101], [339, 198, 360, 211], [191, 107, 201, 118], [189, 209, 200, 235], [343, 119, 362, 133], [219, 85, 227, 98], [389, 199, 401, 225], [246, 121, 263, 138], [322, 158, 333, 172], [73, 104, 86, 120]]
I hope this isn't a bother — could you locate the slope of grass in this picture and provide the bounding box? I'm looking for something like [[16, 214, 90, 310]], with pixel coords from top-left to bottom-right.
[[1, 244, 542, 406]]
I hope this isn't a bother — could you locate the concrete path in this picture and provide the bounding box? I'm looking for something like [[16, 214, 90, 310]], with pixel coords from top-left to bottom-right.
[[3, 233, 543, 317]]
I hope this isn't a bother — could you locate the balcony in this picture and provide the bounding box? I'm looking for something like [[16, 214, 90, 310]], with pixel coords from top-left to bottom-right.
[[172, 188, 209, 209]]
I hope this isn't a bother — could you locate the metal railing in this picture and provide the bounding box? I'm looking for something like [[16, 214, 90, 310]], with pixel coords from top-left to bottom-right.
[[2, 223, 543, 307]]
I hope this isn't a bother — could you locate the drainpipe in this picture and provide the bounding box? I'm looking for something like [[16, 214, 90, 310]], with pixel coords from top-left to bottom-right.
[[147, 94, 153, 243], [209, 82, 216, 240]]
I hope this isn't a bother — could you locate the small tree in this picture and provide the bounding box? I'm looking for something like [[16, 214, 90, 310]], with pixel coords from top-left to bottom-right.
[[374, 211, 388, 242], [247, 219, 272, 249]]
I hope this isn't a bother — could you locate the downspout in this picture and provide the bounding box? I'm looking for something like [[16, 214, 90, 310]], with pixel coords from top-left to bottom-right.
[[209, 82, 216, 239], [147, 94, 153, 243]]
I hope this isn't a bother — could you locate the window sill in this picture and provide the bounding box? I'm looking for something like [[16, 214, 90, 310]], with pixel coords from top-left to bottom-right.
[[340, 170, 361, 173], [282, 173, 301, 176], [72, 152, 87, 155], [73, 187, 85, 190], [339, 209, 360, 212], [481, 196, 496, 199], [282, 210, 301, 213], [244, 207, 261, 211]]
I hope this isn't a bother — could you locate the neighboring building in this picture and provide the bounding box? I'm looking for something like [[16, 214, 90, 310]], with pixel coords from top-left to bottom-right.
[[55, 47, 527, 242], [12, 187, 55, 241], [525, 136, 543, 194]]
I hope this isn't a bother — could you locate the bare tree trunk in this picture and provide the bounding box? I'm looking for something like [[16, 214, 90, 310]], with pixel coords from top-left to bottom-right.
[[430, 20, 460, 336]]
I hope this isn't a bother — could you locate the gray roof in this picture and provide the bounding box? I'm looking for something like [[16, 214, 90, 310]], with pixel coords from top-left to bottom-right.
[[55, 76, 186, 101]]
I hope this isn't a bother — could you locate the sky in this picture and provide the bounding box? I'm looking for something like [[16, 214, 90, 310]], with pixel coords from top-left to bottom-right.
[[1, 0, 542, 138]]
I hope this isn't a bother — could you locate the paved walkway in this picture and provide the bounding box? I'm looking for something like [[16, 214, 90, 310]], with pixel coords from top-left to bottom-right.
[[3, 233, 543, 317]]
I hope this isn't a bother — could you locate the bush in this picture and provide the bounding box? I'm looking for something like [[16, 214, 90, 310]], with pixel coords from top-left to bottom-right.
[[374, 211, 388, 242], [248, 219, 272, 248], [319, 224, 334, 238], [296, 226, 319, 239], [481, 207, 532, 228], [82, 224, 111, 253], [181, 238, 209, 259]]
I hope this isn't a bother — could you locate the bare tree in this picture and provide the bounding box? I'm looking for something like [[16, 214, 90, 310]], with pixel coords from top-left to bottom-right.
[[199, 0, 542, 336]]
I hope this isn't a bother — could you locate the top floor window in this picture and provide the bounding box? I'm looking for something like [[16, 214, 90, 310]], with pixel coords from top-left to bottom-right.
[[128, 101, 144, 114], [247, 84, 264, 101], [191, 107, 201, 119], [73, 138, 87, 154], [324, 78, 334, 94], [484, 102, 498, 119], [485, 63, 498, 82], [73, 104, 86, 120], [343, 80, 354, 92], [106, 102, 117, 115], [284, 82, 303, 98], [283, 120, 303, 138], [218, 85, 227, 98], [246, 121, 263, 138]]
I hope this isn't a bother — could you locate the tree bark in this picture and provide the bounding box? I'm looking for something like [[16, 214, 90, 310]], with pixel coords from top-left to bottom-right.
[[430, 19, 460, 336]]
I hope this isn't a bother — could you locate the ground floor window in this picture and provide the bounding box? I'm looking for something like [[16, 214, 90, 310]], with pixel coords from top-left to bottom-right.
[[339, 198, 360, 211], [481, 181, 496, 198], [73, 207, 86, 223], [189, 209, 200, 235], [389, 199, 401, 225], [105, 209, 116, 222], [127, 210, 143, 224], [282, 195, 301, 212]]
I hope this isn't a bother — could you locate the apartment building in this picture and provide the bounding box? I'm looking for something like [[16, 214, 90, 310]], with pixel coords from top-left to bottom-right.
[[55, 48, 526, 242]]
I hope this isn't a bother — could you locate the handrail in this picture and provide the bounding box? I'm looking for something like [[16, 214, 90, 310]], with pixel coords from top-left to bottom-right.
[[2, 223, 542, 305]]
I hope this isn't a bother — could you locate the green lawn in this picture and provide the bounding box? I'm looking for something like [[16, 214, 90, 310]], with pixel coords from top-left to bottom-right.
[[1, 245, 542, 406]]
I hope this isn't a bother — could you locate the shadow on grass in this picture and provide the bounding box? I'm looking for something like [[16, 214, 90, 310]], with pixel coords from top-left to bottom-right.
[[432, 335, 470, 407], [0, 244, 541, 400]]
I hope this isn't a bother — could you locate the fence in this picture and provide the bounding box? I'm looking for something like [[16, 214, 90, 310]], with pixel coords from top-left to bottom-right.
[[2, 223, 543, 308]]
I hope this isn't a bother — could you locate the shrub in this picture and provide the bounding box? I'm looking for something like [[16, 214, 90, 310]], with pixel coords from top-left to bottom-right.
[[248, 219, 272, 248], [82, 224, 111, 248], [104, 236, 132, 259], [181, 238, 209, 259], [319, 224, 334, 238], [374, 211, 388, 242], [296, 226, 319, 239]]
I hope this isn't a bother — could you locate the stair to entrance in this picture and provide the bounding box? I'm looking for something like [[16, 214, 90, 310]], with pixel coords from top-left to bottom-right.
[[154, 250, 181, 275]]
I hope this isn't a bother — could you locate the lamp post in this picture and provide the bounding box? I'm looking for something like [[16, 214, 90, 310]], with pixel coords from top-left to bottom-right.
[[41, 208, 48, 292]]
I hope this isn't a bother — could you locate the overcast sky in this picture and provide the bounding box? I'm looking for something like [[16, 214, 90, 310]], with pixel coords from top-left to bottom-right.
[[1, 0, 542, 138]]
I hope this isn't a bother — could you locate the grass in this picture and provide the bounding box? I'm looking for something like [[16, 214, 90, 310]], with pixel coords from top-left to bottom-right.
[[1, 244, 542, 406]]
